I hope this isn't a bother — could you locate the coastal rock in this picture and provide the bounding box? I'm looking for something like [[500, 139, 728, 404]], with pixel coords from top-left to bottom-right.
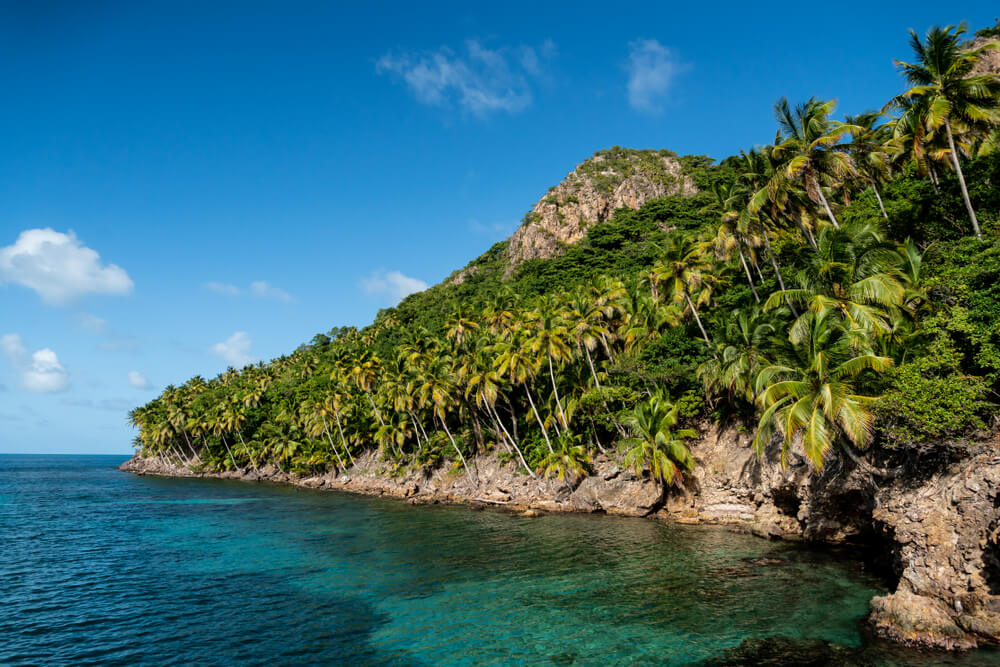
[[869, 590, 974, 650], [569, 469, 663, 516]]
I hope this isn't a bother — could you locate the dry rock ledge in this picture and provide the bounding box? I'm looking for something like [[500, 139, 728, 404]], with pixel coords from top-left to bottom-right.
[[121, 424, 1000, 651]]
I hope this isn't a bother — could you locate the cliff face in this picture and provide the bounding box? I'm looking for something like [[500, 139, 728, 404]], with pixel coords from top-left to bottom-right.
[[972, 35, 1000, 75], [502, 148, 696, 276]]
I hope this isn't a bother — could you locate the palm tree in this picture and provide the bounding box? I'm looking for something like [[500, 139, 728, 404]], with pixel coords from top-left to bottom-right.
[[764, 221, 905, 337], [463, 342, 535, 477], [699, 308, 776, 405], [619, 394, 697, 488], [495, 335, 553, 453], [845, 111, 893, 219], [524, 296, 573, 430], [890, 24, 1000, 240], [536, 432, 591, 494], [752, 310, 893, 470], [418, 355, 475, 481], [772, 97, 861, 230], [649, 234, 715, 345]]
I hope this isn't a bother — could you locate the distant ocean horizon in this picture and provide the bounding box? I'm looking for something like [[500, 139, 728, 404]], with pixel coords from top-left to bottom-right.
[[4, 454, 1000, 665]]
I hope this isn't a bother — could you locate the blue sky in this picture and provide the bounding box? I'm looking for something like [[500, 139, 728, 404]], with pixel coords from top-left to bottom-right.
[[1, 1, 996, 454]]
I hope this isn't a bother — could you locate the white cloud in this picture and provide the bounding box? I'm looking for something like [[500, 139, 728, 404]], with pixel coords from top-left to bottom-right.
[[205, 281, 241, 296], [128, 370, 151, 390], [361, 270, 428, 304], [249, 280, 293, 302], [211, 331, 256, 367], [376, 39, 554, 116], [0, 228, 133, 305], [626, 39, 684, 113], [2, 334, 70, 393]]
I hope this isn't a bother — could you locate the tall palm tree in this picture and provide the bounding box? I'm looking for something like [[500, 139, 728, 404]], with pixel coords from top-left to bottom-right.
[[418, 355, 475, 481], [495, 335, 553, 453], [524, 296, 573, 430], [890, 24, 1000, 240], [649, 234, 715, 345], [772, 97, 861, 230], [845, 111, 893, 219]]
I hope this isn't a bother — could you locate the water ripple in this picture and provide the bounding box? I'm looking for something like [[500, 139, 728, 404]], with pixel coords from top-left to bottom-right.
[[3, 455, 1000, 666]]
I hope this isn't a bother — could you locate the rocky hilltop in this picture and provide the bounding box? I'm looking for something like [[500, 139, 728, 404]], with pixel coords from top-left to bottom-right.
[[502, 148, 696, 275]]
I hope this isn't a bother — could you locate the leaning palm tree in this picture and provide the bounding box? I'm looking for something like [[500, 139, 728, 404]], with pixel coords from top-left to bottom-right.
[[772, 97, 861, 230], [619, 393, 697, 488], [752, 310, 893, 471], [889, 23, 1000, 240]]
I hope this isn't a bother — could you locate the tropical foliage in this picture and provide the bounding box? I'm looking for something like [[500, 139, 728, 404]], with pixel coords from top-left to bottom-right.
[[130, 22, 1000, 484]]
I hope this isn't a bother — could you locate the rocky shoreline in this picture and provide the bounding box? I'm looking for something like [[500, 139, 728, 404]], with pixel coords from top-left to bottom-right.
[[121, 424, 1000, 651]]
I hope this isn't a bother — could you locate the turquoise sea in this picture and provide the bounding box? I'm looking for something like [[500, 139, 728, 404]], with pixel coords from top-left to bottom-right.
[[2, 455, 999, 666]]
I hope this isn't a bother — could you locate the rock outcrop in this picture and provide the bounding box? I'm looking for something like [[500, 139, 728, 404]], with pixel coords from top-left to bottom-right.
[[501, 148, 696, 276], [868, 450, 1000, 650], [121, 426, 1000, 650]]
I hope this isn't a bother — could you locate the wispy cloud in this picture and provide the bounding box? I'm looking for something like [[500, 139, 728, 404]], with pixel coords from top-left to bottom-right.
[[249, 280, 293, 302], [205, 280, 293, 302], [1, 333, 70, 393], [361, 270, 428, 304], [78, 313, 108, 334], [211, 331, 256, 367], [205, 281, 241, 296], [377, 39, 555, 116], [127, 370, 151, 390], [0, 228, 133, 305], [626, 39, 685, 113]]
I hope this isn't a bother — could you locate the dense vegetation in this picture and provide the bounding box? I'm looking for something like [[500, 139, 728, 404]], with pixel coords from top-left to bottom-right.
[[131, 23, 1000, 489]]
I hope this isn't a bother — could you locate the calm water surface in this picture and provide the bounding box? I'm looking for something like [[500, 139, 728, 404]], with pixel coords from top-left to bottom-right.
[[2, 455, 999, 665]]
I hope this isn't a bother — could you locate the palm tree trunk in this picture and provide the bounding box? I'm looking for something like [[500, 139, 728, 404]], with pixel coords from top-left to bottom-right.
[[487, 401, 535, 478], [753, 254, 766, 283], [332, 410, 355, 465], [180, 427, 198, 459], [235, 429, 258, 470], [795, 216, 818, 250], [762, 231, 799, 318], [547, 354, 568, 429], [872, 183, 888, 219], [523, 382, 553, 453], [812, 174, 841, 229], [320, 414, 346, 470], [944, 120, 983, 241], [406, 409, 424, 452], [737, 245, 761, 303], [220, 434, 239, 471], [584, 346, 602, 389], [366, 392, 385, 426], [439, 416, 475, 482], [683, 290, 711, 346]]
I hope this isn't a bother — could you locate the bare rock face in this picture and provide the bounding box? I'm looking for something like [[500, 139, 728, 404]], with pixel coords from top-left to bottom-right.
[[868, 451, 1000, 649], [972, 35, 1000, 76], [569, 462, 664, 516], [503, 148, 697, 276]]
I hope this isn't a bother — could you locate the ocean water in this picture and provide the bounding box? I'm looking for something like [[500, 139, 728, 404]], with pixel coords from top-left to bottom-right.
[[2, 455, 999, 666]]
